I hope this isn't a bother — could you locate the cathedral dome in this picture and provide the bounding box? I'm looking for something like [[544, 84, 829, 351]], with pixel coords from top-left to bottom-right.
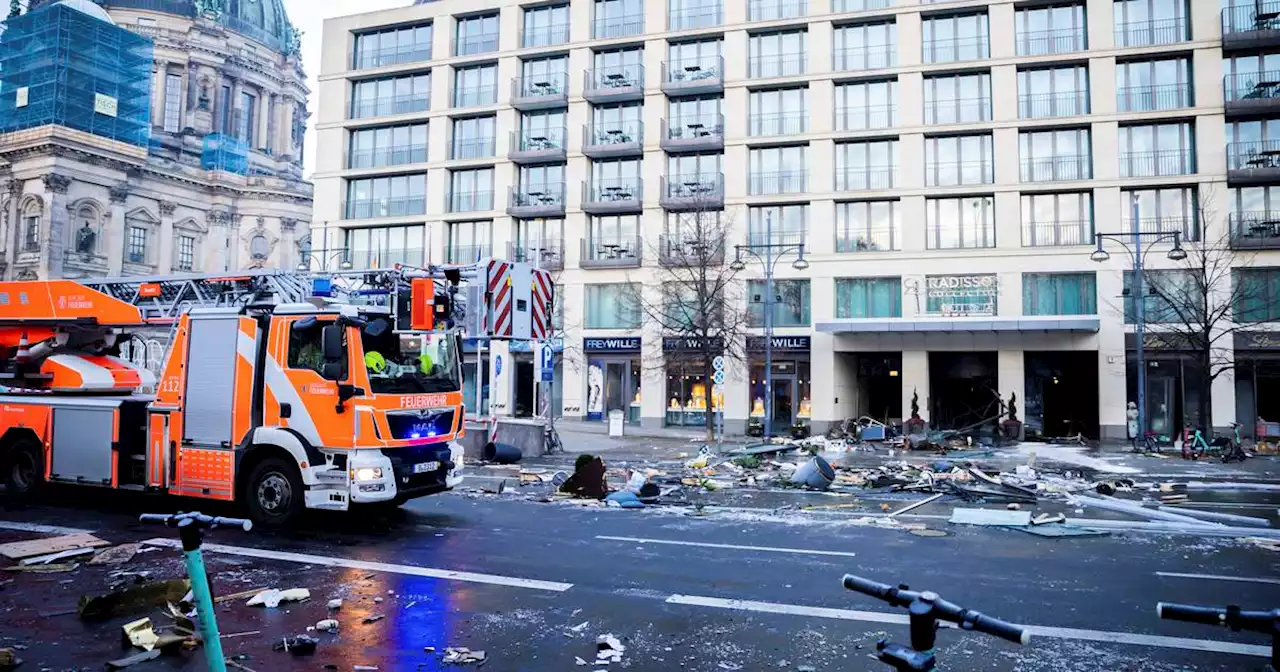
[[29, 0, 299, 55]]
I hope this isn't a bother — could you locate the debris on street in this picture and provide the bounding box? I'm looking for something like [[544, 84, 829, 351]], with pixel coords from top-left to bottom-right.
[[78, 578, 190, 621], [0, 533, 109, 562], [105, 649, 162, 669], [595, 634, 625, 666], [122, 617, 160, 651], [273, 634, 318, 656], [246, 587, 311, 608], [442, 647, 487, 664], [314, 619, 339, 633]]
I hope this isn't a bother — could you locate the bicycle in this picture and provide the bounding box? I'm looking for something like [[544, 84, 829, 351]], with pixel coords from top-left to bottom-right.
[[140, 512, 253, 672], [1158, 600, 1278, 670], [1182, 423, 1249, 463], [544, 422, 564, 455], [843, 574, 1029, 671]]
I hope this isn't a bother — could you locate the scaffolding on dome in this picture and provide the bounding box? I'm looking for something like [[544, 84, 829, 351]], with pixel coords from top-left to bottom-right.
[[201, 132, 249, 174], [0, 2, 153, 148]]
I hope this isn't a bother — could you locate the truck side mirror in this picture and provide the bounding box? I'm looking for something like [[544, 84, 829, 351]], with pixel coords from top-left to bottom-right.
[[321, 324, 345, 380]]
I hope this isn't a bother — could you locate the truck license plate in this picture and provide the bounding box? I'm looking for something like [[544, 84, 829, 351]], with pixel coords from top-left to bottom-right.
[[413, 461, 439, 474]]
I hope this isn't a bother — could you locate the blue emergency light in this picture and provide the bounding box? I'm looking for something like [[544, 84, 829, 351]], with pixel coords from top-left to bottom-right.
[[311, 277, 333, 297]]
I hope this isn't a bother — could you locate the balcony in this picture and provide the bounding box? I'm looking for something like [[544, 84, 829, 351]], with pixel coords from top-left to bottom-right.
[[749, 53, 806, 79], [1019, 91, 1088, 119], [923, 37, 988, 64], [451, 137, 496, 161], [749, 0, 806, 21], [749, 112, 807, 137], [453, 85, 497, 109], [508, 128, 567, 164], [583, 123, 643, 159], [659, 234, 726, 266], [511, 73, 569, 111], [584, 65, 645, 104], [1022, 220, 1094, 247], [348, 144, 428, 170], [594, 14, 645, 39], [1114, 18, 1187, 48], [835, 105, 895, 131], [1119, 150, 1194, 178], [661, 56, 724, 95], [509, 240, 566, 271], [447, 244, 493, 264], [1020, 155, 1091, 182], [523, 23, 570, 49], [1015, 28, 1085, 56], [1225, 72, 1280, 117], [447, 189, 495, 213], [580, 237, 642, 269], [352, 95, 429, 120], [582, 178, 643, 215], [749, 170, 808, 196], [507, 185, 566, 218], [668, 4, 722, 31], [1229, 212, 1280, 249], [747, 230, 806, 247], [661, 175, 724, 210], [455, 31, 499, 56], [833, 48, 895, 72], [1123, 215, 1199, 242], [661, 115, 724, 152], [348, 248, 425, 269], [1116, 84, 1192, 113], [1223, 3, 1280, 50], [344, 197, 426, 220], [926, 161, 993, 187], [1228, 141, 1280, 184], [836, 167, 894, 191], [925, 98, 991, 125], [836, 225, 898, 252]]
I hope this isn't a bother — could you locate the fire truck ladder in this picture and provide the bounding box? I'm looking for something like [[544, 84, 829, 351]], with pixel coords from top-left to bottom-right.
[[82, 270, 316, 323]]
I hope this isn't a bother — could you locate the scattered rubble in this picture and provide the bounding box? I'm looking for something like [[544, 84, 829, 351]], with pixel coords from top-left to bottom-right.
[[246, 588, 310, 608], [442, 647, 487, 664], [78, 578, 190, 621], [273, 634, 318, 656]]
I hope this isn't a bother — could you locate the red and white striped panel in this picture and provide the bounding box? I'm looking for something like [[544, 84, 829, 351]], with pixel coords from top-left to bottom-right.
[[487, 259, 513, 338], [530, 269, 553, 339]]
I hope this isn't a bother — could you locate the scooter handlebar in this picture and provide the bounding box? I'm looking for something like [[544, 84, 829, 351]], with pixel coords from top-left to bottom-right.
[[969, 612, 1031, 645], [138, 512, 253, 532], [1157, 602, 1226, 627], [842, 574, 913, 607], [1158, 602, 1280, 635], [843, 574, 1030, 645]]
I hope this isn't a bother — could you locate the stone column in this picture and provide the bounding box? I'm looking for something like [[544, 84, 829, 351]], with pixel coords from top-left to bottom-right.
[[158, 201, 176, 273], [151, 62, 167, 131], [279, 217, 298, 270], [208, 210, 231, 271], [256, 90, 270, 151], [105, 184, 129, 275], [2, 179, 22, 277], [902, 350, 930, 426], [230, 214, 245, 270], [42, 174, 71, 280]]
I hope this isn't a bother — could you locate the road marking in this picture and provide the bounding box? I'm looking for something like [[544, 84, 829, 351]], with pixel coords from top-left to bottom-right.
[[666, 594, 1272, 659], [597, 535, 858, 558], [1156, 571, 1280, 586], [0, 520, 93, 535], [143, 538, 573, 592]]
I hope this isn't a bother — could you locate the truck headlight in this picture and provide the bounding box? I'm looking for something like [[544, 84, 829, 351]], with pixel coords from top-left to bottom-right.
[[354, 467, 383, 482]]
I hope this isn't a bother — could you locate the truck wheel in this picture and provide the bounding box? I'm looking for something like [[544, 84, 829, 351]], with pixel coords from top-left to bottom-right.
[[245, 457, 303, 526], [2, 439, 43, 501]]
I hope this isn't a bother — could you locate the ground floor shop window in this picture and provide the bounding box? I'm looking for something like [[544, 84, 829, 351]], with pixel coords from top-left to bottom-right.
[[1126, 355, 1204, 437], [462, 355, 490, 416], [666, 358, 723, 427], [587, 356, 641, 424], [749, 360, 811, 434], [1024, 351, 1099, 440]]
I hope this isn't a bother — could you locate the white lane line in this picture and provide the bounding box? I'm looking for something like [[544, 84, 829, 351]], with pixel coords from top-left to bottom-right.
[[1156, 571, 1280, 586], [596, 535, 859, 558], [143, 538, 573, 593], [666, 594, 1271, 659], [0, 520, 92, 535]]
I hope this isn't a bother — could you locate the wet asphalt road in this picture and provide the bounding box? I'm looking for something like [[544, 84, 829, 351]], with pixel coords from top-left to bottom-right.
[[1, 487, 1279, 672]]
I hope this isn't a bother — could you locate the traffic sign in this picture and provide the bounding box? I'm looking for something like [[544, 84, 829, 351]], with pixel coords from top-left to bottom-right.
[[711, 370, 725, 386], [538, 343, 555, 382], [712, 355, 725, 371], [495, 355, 504, 377]]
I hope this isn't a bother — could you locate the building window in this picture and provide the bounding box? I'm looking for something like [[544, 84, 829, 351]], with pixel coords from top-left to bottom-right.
[[836, 200, 899, 252], [748, 204, 807, 246], [453, 64, 497, 108], [127, 225, 148, 264], [22, 214, 40, 252], [348, 123, 428, 169], [1019, 128, 1092, 182], [455, 13, 499, 56], [835, 79, 896, 131], [1114, 0, 1189, 47], [1116, 57, 1192, 112], [523, 4, 569, 47], [518, 55, 570, 98], [834, 0, 891, 10], [1015, 3, 1086, 56], [345, 174, 428, 219], [447, 220, 492, 263], [513, 218, 565, 264], [836, 140, 897, 191], [238, 91, 256, 145], [667, 152, 722, 185], [1019, 65, 1089, 118], [924, 72, 991, 125], [1235, 268, 1280, 323], [667, 38, 723, 81], [219, 84, 233, 134], [922, 13, 989, 64], [351, 74, 431, 120], [585, 283, 641, 329], [1022, 192, 1093, 247], [1229, 186, 1280, 240], [748, 30, 807, 79], [750, 0, 805, 21], [354, 24, 432, 69], [926, 196, 995, 249], [747, 279, 810, 327], [669, 0, 722, 31], [1119, 122, 1195, 177], [749, 87, 807, 137], [833, 21, 896, 71], [591, 102, 643, 144], [163, 73, 182, 133], [1227, 119, 1280, 172], [836, 278, 901, 319], [449, 168, 495, 212], [588, 214, 641, 259], [749, 146, 807, 195], [594, 0, 643, 39], [1123, 270, 1199, 324], [1023, 273, 1096, 316], [177, 234, 196, 271], [1224, 53, 1280, 103], [344, 225, 425, 268], [451, 115, 496, 159], [925, 134, 994, 187], [1124, 187, 1199, 241]]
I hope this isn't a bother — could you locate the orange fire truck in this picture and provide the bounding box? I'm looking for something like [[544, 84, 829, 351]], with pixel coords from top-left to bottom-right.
[[0, 260, 554, 525]]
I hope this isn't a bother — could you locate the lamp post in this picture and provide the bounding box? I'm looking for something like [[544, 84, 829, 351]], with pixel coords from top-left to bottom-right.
[[1089, 194, 1188, 446], [730, 210, 809, 439], [296, 221, 354, 272]]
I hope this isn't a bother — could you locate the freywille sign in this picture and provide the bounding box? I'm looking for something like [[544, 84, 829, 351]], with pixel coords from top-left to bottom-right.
[[747, 336, 811, 351], [583, 337, 641, 351], [925, 274, 998, 317], [663, 336, 725, 351]]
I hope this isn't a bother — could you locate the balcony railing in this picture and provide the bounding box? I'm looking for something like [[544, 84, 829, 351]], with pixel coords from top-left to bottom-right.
[[749, 0, 806, 21], [668, 4, 723, 30], [584, 65, 645, 102], [523, 23, 570, 48], [508, 184, 567, 217], [834, 48, 896, 71], [660, 174, 725, 210], [1114, 18, 1188, 47], [747, 230, 806, 247], [749, 112, 807, 137], [1116, 84, 1191, 112], [836, 225, 898, 252], [509, 127, 567, 160], [451, 137, 496, 160], [837, 167, 895, 191], [925, 98, 991, 125], [1020, 155, 1091, 182], [582, 178, 643, 213], [1229, 211, 1280, 249], [509, 241, 566, 270], [749, 53, 806, 79], [1227, 140, 1280, 180], [583, 123, 643, 157], [447, 190, 495, 213], [1120, 150, 1194, 178], [348, 144, 428, 169], [662, 56, 724, 93], [1019, 91, 1088, 118], [1123, 215, 1199, 241], [348, 248, 425, 269], [447, 244, 493, 264], [661, 114, 724, 151], [1022, 220, 1093, 247], [1225, 71, 1280, 105], [749, 170, 808, 195], [455, 31, 499, 56], [923, 36, 988, 64], [926, 161, 993, 187], [835, 105, 895, 131], [1015, 28, 1085, 56], [581, 236, 643, 268], [1222, 3, 1280, 47], [832, 0, 891, 10], [355, 43, 432, 69], [344, 197, 426, 220], [453, 85, 497, 108], [593, 13, 644, 39], [352, 95, 429, 119], [659, 235, 727, 266], [511, 73, 569, 109]]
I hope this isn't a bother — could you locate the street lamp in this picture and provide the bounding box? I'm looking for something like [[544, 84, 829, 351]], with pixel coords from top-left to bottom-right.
[[1089, 194, 1189, 447], [296, 249, 353, 272], [731, 210, 808, 439]]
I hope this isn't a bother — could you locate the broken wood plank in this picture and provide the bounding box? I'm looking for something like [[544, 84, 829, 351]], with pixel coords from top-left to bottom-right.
[[887, 493, 945, 518], [0, 534, 109, 561], [106, 649, 161, 669], [213, 587, 268, 605], [19, 547, 98, 566]]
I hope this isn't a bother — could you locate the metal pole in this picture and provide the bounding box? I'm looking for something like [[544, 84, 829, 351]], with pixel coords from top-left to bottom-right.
[[1131, 195, 1147, 445], [532, 224, 541, 421], [764, 210, 774, 439]]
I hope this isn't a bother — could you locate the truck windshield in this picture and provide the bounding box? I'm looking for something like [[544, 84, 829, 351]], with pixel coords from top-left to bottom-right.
[[359, 321, 461, 395]]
